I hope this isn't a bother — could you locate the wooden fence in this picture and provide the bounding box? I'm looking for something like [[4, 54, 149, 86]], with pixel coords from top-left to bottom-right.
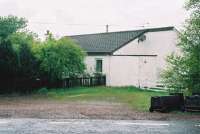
[[39, 76, 106, 89], [0, 76, 106, 94], [62, 76, 106, 88]]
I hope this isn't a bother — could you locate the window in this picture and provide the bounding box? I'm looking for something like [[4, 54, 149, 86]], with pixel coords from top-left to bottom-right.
[[96, 59, 103, 73]]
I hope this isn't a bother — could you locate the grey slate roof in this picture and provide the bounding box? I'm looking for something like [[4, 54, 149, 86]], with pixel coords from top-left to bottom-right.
[[69, 26, 174, 54]]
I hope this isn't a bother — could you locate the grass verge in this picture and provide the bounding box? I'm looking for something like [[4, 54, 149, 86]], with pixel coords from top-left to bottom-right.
[[37, 86, 167, 111]]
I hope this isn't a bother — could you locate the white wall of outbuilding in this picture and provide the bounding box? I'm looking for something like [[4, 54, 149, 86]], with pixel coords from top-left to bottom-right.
[[84, 30, 179, 88]]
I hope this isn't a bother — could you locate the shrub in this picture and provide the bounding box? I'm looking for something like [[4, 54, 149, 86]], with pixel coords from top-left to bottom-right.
[[37, 88, 49, 95]]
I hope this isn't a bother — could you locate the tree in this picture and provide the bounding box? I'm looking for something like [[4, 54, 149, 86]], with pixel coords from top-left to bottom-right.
[[0, 15, 27, 40], [9, 32, 40, 79], [161, 0, 200, 93], [0, 15, 86, 92], [0, 16, 38, 93], [0, 16, 27, 74], [36, 35, 86, 82]]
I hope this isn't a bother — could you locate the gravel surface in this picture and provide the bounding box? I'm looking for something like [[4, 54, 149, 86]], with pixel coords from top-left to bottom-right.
[[0, 96, 200, 120]]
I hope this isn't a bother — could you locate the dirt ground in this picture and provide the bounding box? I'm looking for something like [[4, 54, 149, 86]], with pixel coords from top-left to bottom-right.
[[0, 96, 199, 121]]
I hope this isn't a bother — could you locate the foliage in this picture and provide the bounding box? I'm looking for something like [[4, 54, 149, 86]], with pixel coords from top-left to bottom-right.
[[0, 16, 40, 93], [0, 40, 18, 78], [0, 16, 27, 77], [0, 15, 27, 40], [186, 0, 200, 9], [37, 87, 49, 95], [0, 15, 86, 93], [161, 0, 200, 93], [10, 32, 40, 79], [37, 36, 86, 82]]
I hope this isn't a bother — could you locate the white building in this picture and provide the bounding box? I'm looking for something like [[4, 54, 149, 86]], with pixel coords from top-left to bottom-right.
[[70, 26, 179, 88]]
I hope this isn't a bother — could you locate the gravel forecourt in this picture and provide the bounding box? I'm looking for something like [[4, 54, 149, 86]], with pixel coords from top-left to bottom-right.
[[0, 96, 199, 121]]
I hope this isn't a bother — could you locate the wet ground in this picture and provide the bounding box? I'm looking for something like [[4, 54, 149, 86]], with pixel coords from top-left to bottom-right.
[[0, 119, 199, 134]]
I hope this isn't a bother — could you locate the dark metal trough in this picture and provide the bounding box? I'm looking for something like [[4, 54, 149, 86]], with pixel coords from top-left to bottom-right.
[[149, 93, 184, 112]]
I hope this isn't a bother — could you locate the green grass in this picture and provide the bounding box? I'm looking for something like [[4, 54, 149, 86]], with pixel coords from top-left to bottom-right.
[[37, 86, 168, 111]]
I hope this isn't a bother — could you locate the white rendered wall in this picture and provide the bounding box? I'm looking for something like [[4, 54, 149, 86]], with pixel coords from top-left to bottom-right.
[[84, 30, 179, 88], [114, 30, 179, 69], [112, 30, 179, 87], [84, 55, 111, 85], [109, 56, 157, 87]]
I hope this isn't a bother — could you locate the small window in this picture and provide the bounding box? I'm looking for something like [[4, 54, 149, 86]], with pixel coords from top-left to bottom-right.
[[96, 59, 103, 73]]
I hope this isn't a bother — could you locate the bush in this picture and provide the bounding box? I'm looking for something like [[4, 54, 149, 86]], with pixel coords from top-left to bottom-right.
[[0, 16, 86, 94], [161, 0, 200, 93], [36, 36, 86, 83], [37, 88, 49, 95]]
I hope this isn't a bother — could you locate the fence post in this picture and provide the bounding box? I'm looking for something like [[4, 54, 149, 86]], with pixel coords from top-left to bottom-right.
[[104, 76, 106, 85], [90, 77, 92, 86]]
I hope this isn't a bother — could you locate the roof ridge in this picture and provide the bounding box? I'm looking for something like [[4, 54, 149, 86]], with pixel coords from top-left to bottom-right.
[[69, 29, 145, 37], [68, 26, 174, 37], [69, 26, 175, 54]]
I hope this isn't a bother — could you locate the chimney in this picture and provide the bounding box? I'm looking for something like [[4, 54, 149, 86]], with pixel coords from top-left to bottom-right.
[[106, 24, 109, 33]]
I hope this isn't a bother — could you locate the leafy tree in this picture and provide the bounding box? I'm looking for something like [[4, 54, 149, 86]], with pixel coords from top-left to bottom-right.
[[9, 32, 40, 79], [0, 15, 27, 40], [36, 35, 86, 82], [0, 16, 27, 73], [161, 0, 200, 93], [0, 15, 86, 92], [0, 40, 18, 77], [0, 16, 38, 92]]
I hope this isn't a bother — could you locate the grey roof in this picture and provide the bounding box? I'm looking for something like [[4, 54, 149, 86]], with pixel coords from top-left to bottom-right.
[[69, 26, 174, 54]]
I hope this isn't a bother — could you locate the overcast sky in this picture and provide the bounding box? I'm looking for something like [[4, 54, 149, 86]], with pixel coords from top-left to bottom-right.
[[0, 0, 188, 38]]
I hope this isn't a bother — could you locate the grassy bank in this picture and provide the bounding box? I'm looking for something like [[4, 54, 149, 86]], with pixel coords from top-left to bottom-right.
[[37, 86, 167, 111]]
